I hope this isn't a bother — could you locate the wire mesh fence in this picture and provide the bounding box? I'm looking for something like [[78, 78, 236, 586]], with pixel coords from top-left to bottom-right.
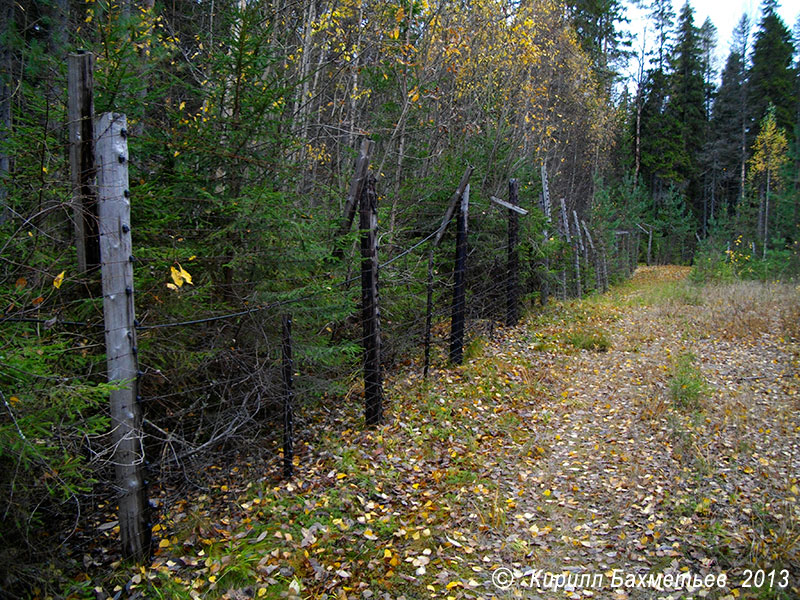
[[0, 74, 638, 593]]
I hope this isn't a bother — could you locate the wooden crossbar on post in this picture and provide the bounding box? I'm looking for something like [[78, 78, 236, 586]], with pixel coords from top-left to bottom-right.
[[281, 313, 294, 479], [68, 51, 100, 274], [449, 184, 469, 365], [360, 172, 383, 426], [96, 112, 150, 563]]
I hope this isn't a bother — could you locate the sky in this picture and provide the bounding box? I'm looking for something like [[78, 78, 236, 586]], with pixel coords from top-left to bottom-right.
[[621, 0, 800, 83]]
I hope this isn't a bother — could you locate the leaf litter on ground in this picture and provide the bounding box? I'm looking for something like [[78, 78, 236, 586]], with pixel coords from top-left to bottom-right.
[[77, 266, 799, 600]]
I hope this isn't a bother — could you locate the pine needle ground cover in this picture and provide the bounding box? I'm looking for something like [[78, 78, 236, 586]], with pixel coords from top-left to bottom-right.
[[65, 266, 799, 600]]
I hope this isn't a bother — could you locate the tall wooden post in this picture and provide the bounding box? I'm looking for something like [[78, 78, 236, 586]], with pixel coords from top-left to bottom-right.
[[96, 112, 150, 562], [423, 166, 473, 378], [68, 52, 100, 273], [281, 314, 294, 479], [559, 198, 570, 300], [570, 208, 582, 297], [449, 185, 469, 365], [360, 173, 383, 426], [540, 165, 551, 305], [600, 237, 610, 292], [506, 179, 520, 326], [423, 252, 435, 378]]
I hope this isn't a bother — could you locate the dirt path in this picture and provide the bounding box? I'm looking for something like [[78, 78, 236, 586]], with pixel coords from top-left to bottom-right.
[[458, 266, 800, 599]]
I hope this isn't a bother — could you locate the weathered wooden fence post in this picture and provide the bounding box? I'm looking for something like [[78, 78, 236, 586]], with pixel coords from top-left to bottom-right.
[[539, 165, 552, 305], [335, 139, 375, 258], [601, 237, 610, 292], [281, 313, 294, 479], [449, 184, 469, 365], [506, 179, 520, 326], [491, 185, 528, 326], [637, 223, 653, 265], [423, 252, 436, 378], [559, 198, 571, 299], [96, 112, 150, 562], [569, 209, 581, 297], [360, 173, 383, 426], [423, 166, 473, 378], [68, 51, 100, 273], [582, 220, 601, 293]]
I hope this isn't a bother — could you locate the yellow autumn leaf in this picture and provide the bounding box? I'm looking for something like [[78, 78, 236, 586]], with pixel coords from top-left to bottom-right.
[[383, 548, 392, 559], [178, 264, 193, 285], [158, 538, 170, 548], [179, 101, 186, 111], [166, 283, 179, 291], [170, 266, 184, 287], [53, 271, 66, 289]]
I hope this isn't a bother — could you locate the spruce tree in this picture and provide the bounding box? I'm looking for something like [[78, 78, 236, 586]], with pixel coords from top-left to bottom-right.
[[748, 0, 796, 137], [664, 1, 705, 216], [647, 0, 675, 71], [709, 48, 748, 214], [568, 0, 631, 90]]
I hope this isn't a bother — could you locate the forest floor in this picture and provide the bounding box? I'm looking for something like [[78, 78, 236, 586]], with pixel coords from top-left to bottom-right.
[[71, 266, 800, 600]]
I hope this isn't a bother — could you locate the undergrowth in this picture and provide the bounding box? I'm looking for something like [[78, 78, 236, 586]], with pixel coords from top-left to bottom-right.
[[668, 351, 707, 411]]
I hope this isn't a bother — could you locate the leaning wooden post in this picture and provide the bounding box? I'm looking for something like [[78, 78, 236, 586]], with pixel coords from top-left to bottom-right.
[[335, 139, 375, 258], [449, 184, 469, 365], [600, 237, 610, 292], [360, 173, 383, 426], [68, 51, 100, 273], [582, 220, 600, 293], [281, 314, 295, 479], [506, 179, 520, 326], [96, 112, 150, 562], [423, 166, 473, 378]]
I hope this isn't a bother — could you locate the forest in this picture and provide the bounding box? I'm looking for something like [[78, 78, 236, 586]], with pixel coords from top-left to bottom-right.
[[1, 0, 799, 597]]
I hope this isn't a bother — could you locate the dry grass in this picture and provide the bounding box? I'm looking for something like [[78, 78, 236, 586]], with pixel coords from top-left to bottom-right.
[[696, 280, 800, 340]]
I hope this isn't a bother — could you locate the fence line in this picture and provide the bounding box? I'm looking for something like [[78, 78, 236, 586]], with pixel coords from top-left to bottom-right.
[[0, 112, 629, 572]]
